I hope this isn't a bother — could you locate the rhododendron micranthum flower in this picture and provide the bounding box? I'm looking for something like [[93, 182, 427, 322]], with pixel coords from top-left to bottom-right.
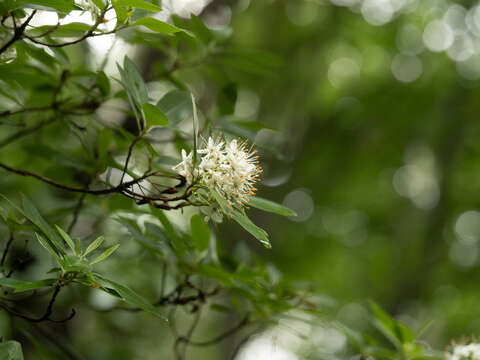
[[173, 137, 261, 222]]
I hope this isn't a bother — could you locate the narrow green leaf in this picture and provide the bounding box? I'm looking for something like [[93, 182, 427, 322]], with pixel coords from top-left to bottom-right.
[[190, 214, 210, 252], [0, 277, 56, 293], [118, 56, 149, 131], [231, 210, 271, 248], [116, 0, 161, 12], [54, 225, 75, 253], [35, 233, 62, 263], [90, 244, 120, 265], [20, 194, 66, 255], [93, 274, 167, 320], [96, 70, 110, 96], [142, 103, 168, 127], [133, 18, 183, 34], [84, 236, 105, 256], [248, 196, 297, 217], [0, 340, 24, 360]]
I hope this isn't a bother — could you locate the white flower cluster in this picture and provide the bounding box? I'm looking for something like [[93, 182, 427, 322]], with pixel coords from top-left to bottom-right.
[[173, 137, 261, 222], [448, 343, 480, 360]]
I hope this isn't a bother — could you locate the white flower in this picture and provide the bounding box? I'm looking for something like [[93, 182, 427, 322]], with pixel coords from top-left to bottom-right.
[[173, 136, 261, 222], [448, 343, 480, 360]]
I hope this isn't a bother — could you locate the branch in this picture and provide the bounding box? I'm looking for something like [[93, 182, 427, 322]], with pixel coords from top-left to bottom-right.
[[0, 11, 36, 55], [0, 160, 152, 195], [0, 233, 14, 276], [0, 284, 75, 323]]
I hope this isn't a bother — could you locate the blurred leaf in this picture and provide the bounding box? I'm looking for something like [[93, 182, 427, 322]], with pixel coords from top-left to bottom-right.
[[0, 340, 24, 359], [248, 196, 297, 217], [93, 274, 166, 320], [17, 0, 78, 13], [96, 70, 110, 96], [133, 18, 184, 35], [0, 278, 56, 293], [218, 83, 237, 115], [115, 0, 161, 12], [156, 90, 192, 127], [189, 14, 213, 44], [369, 301, 416, 348], [27, 22, 91, 38], [142, 103, 168, 127], [190, 214, 210, 252]]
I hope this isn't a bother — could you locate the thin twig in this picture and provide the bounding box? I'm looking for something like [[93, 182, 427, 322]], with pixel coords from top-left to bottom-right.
[[0, 160, 152, 195], [0, 232, 14, 273], [0, 285, 75, 323], [120, 136, 142, 185], [0, 10, 37, 55]]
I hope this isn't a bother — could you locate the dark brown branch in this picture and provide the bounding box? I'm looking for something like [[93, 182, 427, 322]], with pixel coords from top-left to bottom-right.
[[0, 233, 14, 273], [0, 160, 152, 195], [0, 284, 75, 323], [120, 136, 142, 185], [23, 6, 124, 49], [0, 10, 36, 55]]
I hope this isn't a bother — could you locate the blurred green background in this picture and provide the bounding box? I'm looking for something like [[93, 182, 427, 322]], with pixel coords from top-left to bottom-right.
[[2, 0, 480, 358], [224, 0, 480, 353]]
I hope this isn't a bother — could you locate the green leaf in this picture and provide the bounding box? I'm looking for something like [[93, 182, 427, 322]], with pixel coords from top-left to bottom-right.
[[133, 18, 183, 35], [27, 22, 91, 38], [231, 210, 271, 248], [90, 244, 120, 265], [142, 103, 168, 127], [54, 225, 75, 253], [35, 233, 62, 263], [156, 90, 192, 127], [0, 278, 56, 293], [118, 56, 149, 130], [0, 340, 24, 360], [115, 0, 161, 12], [189, 14, 213, 44], [369, 301, 416, 348], [190, 214, 210, 252], [150, 206, 187, 257], [248, 196, 297, 217], [96, 70, 110, 96], [84, 236, 104, 256], [93, 274, 166, 320], [17, 0, 78, 13], [20, 194, 66, 256]]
